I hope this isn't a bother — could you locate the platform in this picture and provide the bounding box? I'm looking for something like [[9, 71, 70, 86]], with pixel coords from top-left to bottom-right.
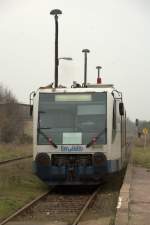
[[115, 163, 150, 225]]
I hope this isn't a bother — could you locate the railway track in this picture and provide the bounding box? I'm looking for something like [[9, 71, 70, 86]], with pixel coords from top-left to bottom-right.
[[0, 185, 101, 225], [0, 155, 32, 165]]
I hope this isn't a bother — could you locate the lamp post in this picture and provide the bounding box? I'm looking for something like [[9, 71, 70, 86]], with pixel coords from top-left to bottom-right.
[[82, 49, 90, 86], [96, 66, 102, 84], [50, 9, 62, 88]]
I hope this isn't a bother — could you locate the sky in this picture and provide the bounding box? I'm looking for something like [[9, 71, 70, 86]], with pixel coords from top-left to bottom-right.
[[0, 0, 150, 121]]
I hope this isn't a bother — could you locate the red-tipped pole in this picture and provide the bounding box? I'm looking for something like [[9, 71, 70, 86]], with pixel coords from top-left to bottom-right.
[[96, 66, 102, 84]]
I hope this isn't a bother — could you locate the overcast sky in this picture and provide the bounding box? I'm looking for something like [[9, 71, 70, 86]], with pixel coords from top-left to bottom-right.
[[0, 0, 150, 121]]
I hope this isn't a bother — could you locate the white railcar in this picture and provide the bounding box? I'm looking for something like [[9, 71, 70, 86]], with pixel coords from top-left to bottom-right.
[[31, 83, 127, 185]]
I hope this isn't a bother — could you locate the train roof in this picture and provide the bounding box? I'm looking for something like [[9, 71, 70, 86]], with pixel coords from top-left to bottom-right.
[[38, 84, 115, 94]]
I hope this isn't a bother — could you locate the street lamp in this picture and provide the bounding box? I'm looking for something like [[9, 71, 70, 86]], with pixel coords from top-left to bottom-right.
[[59, 57, 72, 60], [58, 57, 73, 64], [96, 66, 102, 84], [82, 49, 90, 86], [50, 9, 62, 88]]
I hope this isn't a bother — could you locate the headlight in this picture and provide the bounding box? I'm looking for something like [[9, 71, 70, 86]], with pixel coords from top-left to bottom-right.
[[35, 153, 50, 166]]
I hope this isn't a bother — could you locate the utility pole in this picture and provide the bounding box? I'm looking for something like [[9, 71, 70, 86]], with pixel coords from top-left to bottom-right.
[[82, 49, 90, 86], [50, 9, 62, 88]]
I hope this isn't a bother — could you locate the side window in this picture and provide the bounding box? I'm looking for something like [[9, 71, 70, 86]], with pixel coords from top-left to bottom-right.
[[112, 100, 117, 142]]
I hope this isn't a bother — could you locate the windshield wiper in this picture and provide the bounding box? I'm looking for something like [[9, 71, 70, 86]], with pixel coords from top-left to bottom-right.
[[38, 129, 57, 148], [86, 128, 107, 148]]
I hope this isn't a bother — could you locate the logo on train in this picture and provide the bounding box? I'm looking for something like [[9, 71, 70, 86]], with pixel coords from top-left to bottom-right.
[[61, 145, 83, 152]]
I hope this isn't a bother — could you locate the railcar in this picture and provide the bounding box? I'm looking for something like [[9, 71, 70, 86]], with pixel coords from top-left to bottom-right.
[[30, 82, 127, 185]]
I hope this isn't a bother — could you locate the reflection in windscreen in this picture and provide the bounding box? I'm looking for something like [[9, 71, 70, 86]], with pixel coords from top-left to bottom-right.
[[38, 92, 107, 145], [77, 105, 105, 115]]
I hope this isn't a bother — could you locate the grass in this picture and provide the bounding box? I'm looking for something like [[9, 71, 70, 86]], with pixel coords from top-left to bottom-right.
[[0, 144, 32, 161], [0, 158, 48, 221], [132, 146, 150, 168]]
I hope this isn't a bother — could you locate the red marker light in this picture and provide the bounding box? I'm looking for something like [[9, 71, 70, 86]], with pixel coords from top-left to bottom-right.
[[48, 137, 52, 144], [92, 137, 97, 144], [97, 77, 101, 84]]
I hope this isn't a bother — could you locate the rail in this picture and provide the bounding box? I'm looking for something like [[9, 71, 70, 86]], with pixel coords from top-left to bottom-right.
[[71, 186, 101, 225], [0, 155, 32, 165]]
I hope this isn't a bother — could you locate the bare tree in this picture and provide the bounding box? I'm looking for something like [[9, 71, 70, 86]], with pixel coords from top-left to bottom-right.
[[0, 84, 24, 143]]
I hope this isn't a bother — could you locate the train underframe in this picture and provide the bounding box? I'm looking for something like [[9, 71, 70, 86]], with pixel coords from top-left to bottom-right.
[[33, 152, 122, 185]]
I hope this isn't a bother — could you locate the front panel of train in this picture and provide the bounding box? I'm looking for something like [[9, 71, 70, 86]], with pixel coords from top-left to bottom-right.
[[34, 91, 108, 185]]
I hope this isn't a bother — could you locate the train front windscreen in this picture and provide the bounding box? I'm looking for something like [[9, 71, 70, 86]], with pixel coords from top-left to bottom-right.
[[37, 92, 107, 145]]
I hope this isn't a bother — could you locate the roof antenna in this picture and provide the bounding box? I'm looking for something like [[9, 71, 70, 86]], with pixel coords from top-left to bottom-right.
[[96, 66, 102, 84]]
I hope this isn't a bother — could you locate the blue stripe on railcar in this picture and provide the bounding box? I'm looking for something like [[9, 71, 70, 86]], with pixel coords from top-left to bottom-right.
[[33, 158, 122, 185]]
